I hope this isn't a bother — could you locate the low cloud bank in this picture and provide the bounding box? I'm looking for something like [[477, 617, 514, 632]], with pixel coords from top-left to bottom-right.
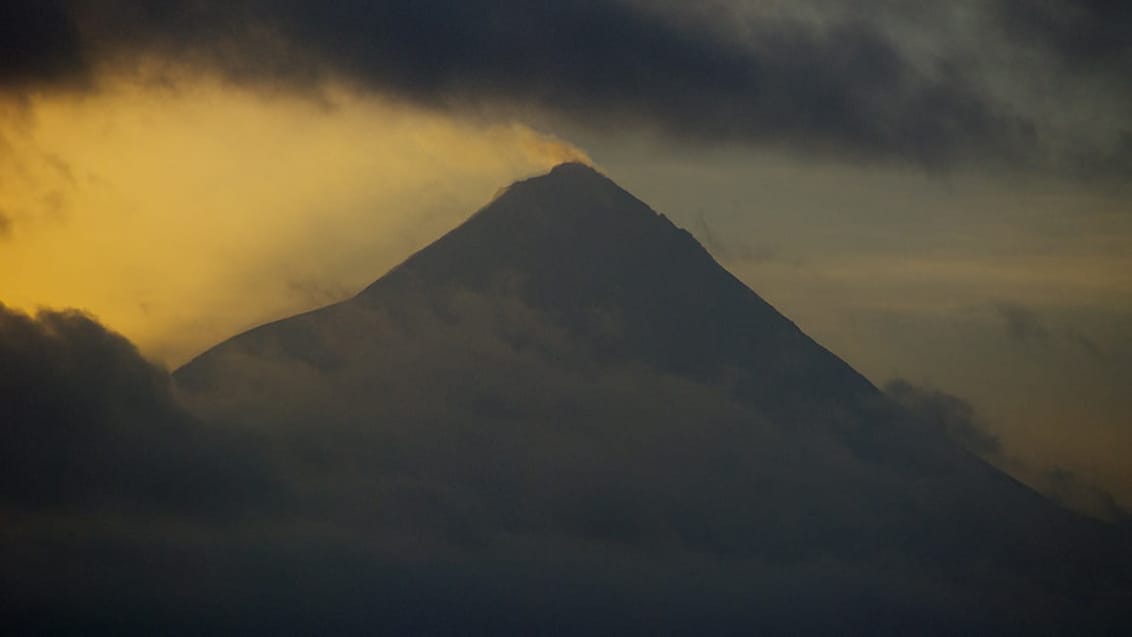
[[3, 298, 1130, 633]]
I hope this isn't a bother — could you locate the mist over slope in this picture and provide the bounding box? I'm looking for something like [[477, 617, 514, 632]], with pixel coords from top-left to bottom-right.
[[4, 165, 1130, 634]]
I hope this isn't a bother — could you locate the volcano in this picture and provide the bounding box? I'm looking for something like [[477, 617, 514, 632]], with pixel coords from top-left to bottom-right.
[[170, 163, 1131, 634]]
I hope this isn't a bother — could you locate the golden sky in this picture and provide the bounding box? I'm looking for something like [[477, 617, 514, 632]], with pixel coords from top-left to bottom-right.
[[0, 80, 588, 364]]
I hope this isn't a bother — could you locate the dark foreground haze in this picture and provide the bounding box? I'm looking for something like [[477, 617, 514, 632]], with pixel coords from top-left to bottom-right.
[[3, 165, 1131, 634]]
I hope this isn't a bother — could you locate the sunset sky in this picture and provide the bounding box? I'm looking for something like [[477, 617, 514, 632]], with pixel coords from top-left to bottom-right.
[[2, 0, 1130, 515]]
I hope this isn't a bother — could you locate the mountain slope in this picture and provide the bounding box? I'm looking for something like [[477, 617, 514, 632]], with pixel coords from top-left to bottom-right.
[[170, 163, 1132, 634], [366, 163, 878, 416], [183, 163, 876, 420]]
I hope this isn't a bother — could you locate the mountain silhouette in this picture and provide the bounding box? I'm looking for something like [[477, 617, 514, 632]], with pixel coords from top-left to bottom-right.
[[170, 163, 1131, 634], [182, 163, 876, 419]]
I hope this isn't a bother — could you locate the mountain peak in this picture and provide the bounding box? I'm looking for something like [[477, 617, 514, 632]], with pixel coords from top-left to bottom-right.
[[536, 161, 618, 191], [547, 160, 604, 178], [480, 162, 663, 231], [380, 164, 677, 290], [347, 164, 877, 413]]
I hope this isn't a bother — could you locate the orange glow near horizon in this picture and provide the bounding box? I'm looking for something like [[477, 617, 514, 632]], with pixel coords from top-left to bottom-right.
[[0, 80, 590, 366]]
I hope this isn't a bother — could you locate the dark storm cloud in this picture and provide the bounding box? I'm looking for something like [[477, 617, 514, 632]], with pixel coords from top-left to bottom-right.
[[995, 0, 1132, 81], [0, 1, 87, 90], [0, 303, 276, 515], [991, 0, 1132, 177], [0, 0, 1035, 167]]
